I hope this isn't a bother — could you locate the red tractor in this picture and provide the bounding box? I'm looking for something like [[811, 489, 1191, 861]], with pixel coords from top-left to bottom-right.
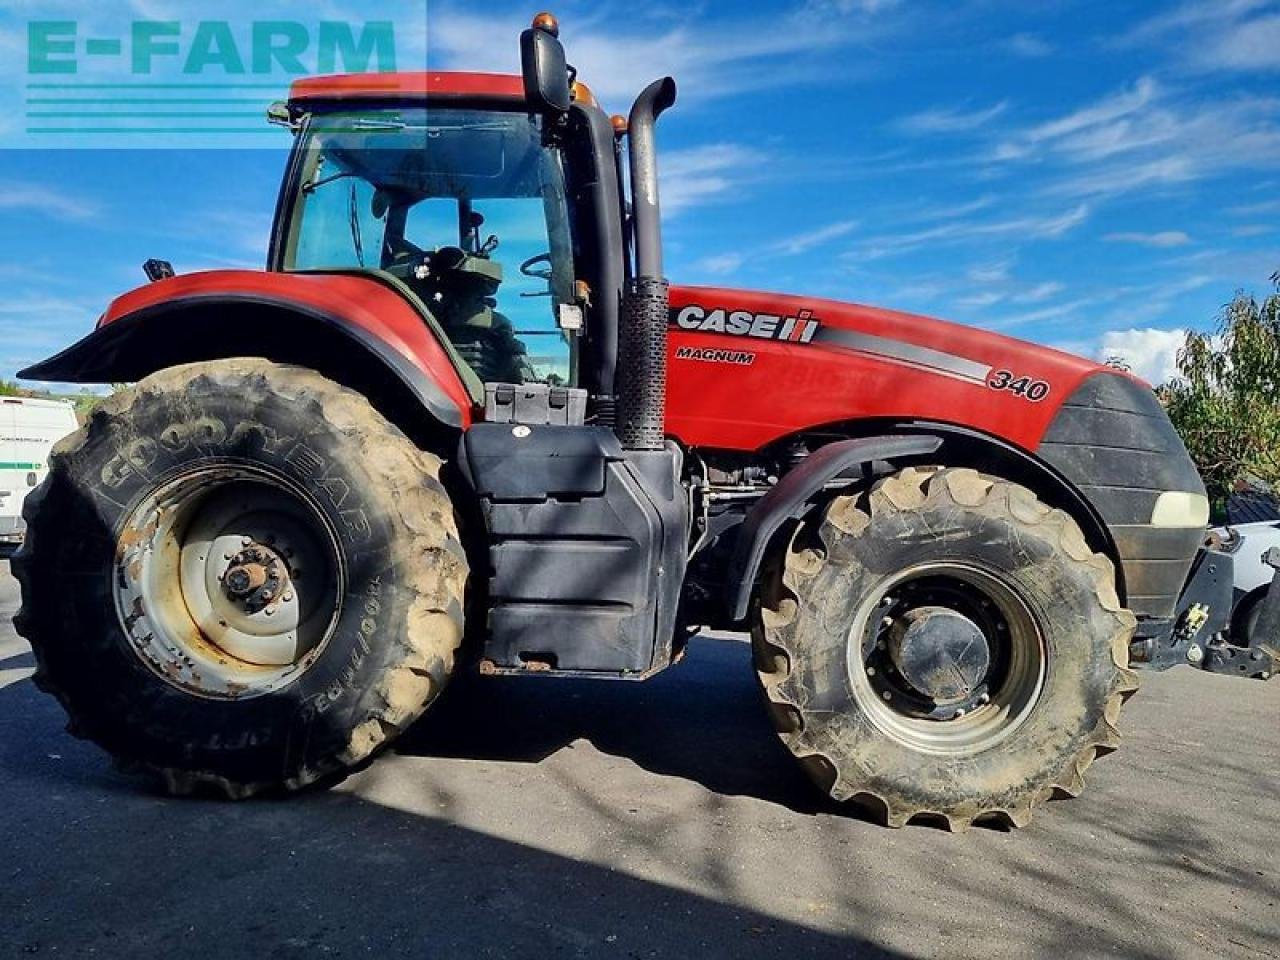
[[14, 14, 1276, 829]]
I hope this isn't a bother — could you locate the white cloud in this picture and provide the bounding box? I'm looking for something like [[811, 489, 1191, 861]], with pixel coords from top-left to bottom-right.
[[1232, 224, 1273, 237], [1012, 281, 1064, 303], [855, 204, 1089, 260], [660, 144, 767, 215], [693, 253, 744, 276], [197, 208, 275, 257], [1044, 156, 1201, 198], [773, 220, 860, 256], [1125, 1, 1280, 73], [1228, 198, 1280, 216], [1024, 77, 1159, 144], [427, 5, 877, 104], [1104, 231, 1193, 248], [1203, 14, 1280, 71], [1002, 33, 1053, 58], [0, 295, 100, 323], [988, 77, 1280, 201], [957, 291, 1005, 308], [0, 183, 98, 221], [684, 217, 860, 279], [991, 297, 1096, 330], [966, 259, 1013, 284], [804, 0, 902, 14], [1124, 0, 1273, 38], [898, 102, 1008, 135], [1097, 327, 1188, 385]]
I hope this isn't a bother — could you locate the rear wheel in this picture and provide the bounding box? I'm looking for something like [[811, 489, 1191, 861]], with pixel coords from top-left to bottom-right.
[[754, 466, 1138, 830], [13, 358, 467, 796]]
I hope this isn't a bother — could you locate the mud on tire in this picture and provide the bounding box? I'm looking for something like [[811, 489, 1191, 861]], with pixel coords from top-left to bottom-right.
[[12, 358, 467, 797], [753, 466, 1138, 830]]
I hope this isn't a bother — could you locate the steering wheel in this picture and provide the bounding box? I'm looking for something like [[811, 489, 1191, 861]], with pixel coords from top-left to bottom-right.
[[520, 252, 554, 281]]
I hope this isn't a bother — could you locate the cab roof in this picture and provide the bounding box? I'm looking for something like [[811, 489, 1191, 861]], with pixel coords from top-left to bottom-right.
[[289, 72, 525, 105], [287, 72, 599, 110]]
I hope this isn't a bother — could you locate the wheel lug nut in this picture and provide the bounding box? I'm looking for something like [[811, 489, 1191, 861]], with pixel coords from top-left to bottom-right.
[[241, 536, 252, 546], [866, 666, 876, 677], [283, 592, 293, 603], [953, 708, 967, 719], [881, 691, 892, 701], [881, 616, 894, 628], [978, 693, 990, 705]]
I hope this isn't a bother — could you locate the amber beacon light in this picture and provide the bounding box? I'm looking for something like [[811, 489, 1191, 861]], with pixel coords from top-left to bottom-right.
[[531, 12, 560, 36]]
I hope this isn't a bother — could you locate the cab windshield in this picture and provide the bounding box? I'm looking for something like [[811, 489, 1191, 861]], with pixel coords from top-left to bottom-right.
[[284, 107, 576, 386]]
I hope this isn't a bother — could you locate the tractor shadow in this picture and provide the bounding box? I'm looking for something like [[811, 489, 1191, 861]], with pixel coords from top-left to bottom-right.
[[396, 632, 839, 817], [0, 664, 908, 959]]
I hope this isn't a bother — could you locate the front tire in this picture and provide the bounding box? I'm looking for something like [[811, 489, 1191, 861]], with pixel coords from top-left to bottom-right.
[[1234, 590, 1266, 647], [13, 359, 467, 797], [754, 466, 1138, 830]]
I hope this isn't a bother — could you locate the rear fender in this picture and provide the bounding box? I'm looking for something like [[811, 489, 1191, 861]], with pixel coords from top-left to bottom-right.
[[20, 270, 476, 442]]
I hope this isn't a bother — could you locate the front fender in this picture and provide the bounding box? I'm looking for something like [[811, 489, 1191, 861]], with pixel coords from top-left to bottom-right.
[[726, 434, 944, 621], [20, 270, 477, 430]]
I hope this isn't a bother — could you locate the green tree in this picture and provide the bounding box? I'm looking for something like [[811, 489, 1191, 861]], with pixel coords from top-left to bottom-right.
[[1161, 276, 1280, 512]]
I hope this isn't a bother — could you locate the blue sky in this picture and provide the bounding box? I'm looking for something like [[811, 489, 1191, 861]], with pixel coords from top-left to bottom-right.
[[0, 0, 1277, 387]]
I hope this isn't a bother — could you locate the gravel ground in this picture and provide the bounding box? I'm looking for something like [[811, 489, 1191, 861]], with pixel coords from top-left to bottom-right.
[[0, 566, 1275, 959]]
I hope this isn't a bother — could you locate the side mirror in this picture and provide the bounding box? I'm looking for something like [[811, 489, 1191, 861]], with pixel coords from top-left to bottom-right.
[[266, 100, 300, 134], [520, 15, 571, 116]]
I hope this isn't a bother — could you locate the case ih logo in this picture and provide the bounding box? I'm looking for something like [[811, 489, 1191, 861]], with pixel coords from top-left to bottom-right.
[[672, 305, 820, 343]]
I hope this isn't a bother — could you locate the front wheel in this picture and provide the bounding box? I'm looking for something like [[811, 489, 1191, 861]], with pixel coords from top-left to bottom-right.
[[13, 359, 467, 797], [754, 466, 1138, 830]]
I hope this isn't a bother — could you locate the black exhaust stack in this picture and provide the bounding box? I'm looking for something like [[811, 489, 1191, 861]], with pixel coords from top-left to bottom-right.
[[617, 77, 677, 451]]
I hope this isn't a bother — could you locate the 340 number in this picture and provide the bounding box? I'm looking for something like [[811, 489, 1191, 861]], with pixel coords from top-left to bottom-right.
[[988, 370, 1050, 402]]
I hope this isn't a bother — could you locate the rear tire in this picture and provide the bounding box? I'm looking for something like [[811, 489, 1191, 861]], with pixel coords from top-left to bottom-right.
[[754, 466, 1138, 830], [12, 358, 467, 797]]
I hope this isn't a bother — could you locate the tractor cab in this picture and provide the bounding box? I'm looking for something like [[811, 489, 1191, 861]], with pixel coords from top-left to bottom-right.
[[276, 103, 577, 387], [270, 51, 640, 418]]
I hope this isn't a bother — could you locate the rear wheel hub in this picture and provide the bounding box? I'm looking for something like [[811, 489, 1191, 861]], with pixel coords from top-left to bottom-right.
[[113, 467, 343, 699], [222, 542, 290, 613]]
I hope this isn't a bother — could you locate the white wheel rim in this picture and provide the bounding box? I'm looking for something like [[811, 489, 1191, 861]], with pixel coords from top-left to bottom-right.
[[113, 466, 344, 700]]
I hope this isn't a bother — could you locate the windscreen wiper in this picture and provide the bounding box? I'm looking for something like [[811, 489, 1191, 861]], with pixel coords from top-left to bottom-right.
[[301, 170, 358, 194]]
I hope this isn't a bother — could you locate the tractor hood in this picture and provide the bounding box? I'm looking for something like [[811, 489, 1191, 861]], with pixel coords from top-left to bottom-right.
[[664, 284, 1122, 452]]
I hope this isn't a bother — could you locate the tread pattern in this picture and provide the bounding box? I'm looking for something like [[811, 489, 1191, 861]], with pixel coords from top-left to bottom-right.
[[12, 358, 467, 798], [754, 466, 1139, 830]]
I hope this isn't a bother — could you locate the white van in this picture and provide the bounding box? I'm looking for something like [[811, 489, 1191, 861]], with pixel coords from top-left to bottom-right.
[[0, 397, 79, 542]]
